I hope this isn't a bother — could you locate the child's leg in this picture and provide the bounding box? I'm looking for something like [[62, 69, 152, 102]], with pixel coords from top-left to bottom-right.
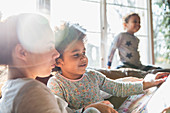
[[116, 65, 127, 69], [118, 62, 140, 69], [142, 65, 162, 71]]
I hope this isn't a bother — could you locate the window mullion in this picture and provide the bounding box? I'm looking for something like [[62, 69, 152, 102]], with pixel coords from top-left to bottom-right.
[[100, 0, 107, 68], [147, 0, 155, 64]]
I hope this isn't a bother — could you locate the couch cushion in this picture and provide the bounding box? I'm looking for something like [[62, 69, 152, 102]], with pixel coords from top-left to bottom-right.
[[89, 67, 148, 80]]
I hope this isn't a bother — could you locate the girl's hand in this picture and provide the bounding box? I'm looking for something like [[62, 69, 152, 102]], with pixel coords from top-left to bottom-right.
[[84, 101, 118, 113], [143, 72, 169, 90], [155, 72, 169, 79]]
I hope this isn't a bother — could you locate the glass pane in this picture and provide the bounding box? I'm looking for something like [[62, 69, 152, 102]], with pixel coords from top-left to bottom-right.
[[0, 0, 36, 19], [138, 36, 149, 65], [107, 4, 148, 36], [106, 0, 147, 9], [37, 0, 50, 15], [86, 32, 101, 68], [152, 0, 170, 68], [51, 0, 100, 32]]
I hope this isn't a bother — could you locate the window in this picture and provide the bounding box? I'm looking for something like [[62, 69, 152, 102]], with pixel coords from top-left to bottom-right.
[[152, 0, 170, 68], [50, 0, 164, 68], [37, 0, 50, 15], [50, 0, 152, 68], [0, 0, 36, 19], [106, 0, 151, 68], [1, 0, 168, 68]]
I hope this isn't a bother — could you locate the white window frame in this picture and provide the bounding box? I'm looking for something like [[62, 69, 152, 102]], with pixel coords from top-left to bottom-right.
[[100, 0, 154, 68]]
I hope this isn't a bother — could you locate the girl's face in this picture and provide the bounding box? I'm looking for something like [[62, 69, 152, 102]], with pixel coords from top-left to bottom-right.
[[26, 36, 60, 78], [58, 40, 88, 80], [125, 15, 141, 34]]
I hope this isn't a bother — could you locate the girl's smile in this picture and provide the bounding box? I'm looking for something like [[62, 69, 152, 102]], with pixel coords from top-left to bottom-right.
[[57, 40, 88, 80], [78, 62, 87, 68]]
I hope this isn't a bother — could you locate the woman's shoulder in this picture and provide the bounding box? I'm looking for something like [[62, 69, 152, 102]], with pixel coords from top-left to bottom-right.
[[1, 78, 37, 102], [2, 78, 38, 90], [12, 79, 68, 113], [15, 79, 54, 102], [5, 78, 50, 95], [18, 78, 49, 93], [0, 78, 52, 112]]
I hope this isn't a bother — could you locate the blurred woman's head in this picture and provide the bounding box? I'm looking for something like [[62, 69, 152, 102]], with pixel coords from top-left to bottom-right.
[[0, 13, 60, 78]]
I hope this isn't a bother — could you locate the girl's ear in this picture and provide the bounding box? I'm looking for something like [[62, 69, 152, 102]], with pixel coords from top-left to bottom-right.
[[123, 22, 127, 30], [14, 44, 28, 61], [56, 58, 64, 68]]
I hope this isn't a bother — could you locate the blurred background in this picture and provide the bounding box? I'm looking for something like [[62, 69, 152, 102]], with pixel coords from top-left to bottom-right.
[[0, 0, 169, 68]]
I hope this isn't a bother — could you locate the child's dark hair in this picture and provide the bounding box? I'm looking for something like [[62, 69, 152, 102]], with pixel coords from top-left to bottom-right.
[[123, 12, 140, 23], [52, 22, 86, 72]]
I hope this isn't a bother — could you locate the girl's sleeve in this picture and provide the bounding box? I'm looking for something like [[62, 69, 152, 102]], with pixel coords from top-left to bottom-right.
[[107, 34, 122, 67], [94, 70, 144, 97], [47, 77, 65, 100]]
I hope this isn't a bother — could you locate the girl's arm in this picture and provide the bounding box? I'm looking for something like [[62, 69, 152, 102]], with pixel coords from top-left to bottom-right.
[[96, 70, 167, 97], [93, 70, 144, 97]]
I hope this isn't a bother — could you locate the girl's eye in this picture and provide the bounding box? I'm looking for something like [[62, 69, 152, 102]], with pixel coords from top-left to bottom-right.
[[133, 20, 140, 24], [73, 54, 79, 57], [133, 20, 137, 23], [73, 52, 86, 57]]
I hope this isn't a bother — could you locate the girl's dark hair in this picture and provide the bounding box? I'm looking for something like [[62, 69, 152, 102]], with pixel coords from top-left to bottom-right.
[[52, 22, 86, 72], [123, 12, 140, 23]]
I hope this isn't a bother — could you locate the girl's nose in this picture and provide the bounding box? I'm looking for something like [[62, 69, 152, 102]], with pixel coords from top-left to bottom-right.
[[80, 54, 87, 61], [53, 49, 60, 59]]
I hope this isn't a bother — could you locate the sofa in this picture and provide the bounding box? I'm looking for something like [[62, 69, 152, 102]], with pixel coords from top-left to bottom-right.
[[1, 65, 169, 110], [0, 65, 149, 109]]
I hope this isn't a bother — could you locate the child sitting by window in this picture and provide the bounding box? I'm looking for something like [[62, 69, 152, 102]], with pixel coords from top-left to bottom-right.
[[107, 12, 161, 71], [47, 22, 165, 113]]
